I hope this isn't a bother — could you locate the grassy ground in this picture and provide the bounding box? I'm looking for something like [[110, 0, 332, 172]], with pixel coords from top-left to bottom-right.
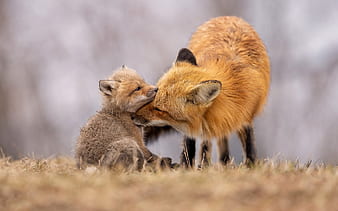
[[0, 157, 337, 211]]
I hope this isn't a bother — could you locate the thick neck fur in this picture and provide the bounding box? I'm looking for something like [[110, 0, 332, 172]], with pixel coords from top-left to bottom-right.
[[100, 97, 125, 115], [99, 99, 136, 128], [99, 99, 142, 138], [182, 64, 236, 139], [174, 58, 263, 140]]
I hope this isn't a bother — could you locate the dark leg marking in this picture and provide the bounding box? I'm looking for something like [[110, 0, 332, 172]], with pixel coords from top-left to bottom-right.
[[217, 136, 230, 165], [180, 136, 196, 168], [238, 125, 257, 164], [199, 140, 212, 168]]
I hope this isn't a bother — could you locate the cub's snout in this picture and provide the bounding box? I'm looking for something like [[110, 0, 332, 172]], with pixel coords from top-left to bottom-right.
[[146, 87, 158, 98]]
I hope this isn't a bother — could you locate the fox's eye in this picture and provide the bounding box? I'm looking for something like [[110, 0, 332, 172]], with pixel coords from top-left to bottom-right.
[[154, 107, 162, 112], [134, 86, 142, 92]]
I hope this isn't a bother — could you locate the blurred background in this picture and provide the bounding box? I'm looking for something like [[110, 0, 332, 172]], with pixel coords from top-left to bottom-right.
[[0, 0, 337, 164]]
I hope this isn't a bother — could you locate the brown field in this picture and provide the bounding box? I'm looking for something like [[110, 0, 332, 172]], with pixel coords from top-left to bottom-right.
[[0, 157, 337, 211]]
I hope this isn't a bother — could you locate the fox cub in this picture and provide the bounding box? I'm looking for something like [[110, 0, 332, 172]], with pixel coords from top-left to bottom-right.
[[134, 16, 270, 167], [75, 66, 164, 171]]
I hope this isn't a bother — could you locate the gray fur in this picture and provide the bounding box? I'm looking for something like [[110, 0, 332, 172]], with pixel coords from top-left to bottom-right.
[[75, 110, 147, 171], [75, 67, 158, 171]]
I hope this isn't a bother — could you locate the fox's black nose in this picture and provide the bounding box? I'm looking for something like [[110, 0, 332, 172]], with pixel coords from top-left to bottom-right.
[[154, 88, 158, 92]]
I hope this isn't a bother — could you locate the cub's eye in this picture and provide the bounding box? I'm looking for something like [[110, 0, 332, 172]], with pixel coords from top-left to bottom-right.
[[133, 86, 142, 92], [129, 86, 142, 96]]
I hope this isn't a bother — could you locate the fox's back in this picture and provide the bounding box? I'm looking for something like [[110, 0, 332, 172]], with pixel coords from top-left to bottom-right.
[[189, 16, 269, 75]]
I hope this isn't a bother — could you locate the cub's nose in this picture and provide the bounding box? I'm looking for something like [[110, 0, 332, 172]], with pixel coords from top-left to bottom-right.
[[146, 87, 158, 97]]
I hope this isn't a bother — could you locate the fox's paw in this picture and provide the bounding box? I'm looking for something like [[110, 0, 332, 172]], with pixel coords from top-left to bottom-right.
[[159, 157, 180, 170], [145, 155, 179, 171]]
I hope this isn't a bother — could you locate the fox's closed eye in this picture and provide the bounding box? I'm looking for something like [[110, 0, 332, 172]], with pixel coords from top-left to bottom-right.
[[154, 107, 162, 112], [134, 86, 142, 92]]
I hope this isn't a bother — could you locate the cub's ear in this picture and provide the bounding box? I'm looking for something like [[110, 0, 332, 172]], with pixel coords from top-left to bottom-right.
[[99, 80, 118, 96], [176, 48, 197, 66], [187, 80, 222, 105]]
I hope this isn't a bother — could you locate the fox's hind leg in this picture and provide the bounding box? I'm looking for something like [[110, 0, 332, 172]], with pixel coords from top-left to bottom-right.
[[180, 136, 196, 168], [217, 136, 230, 165], [237, 124, 257, 165], [198, 140, 212, 168]]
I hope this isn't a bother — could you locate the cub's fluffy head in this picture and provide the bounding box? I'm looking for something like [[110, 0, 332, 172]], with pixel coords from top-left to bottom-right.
[[99, 65, 158, 113], [134, 49, 221, 136]]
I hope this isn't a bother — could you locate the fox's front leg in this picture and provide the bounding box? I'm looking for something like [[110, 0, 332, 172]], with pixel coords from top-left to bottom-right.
[[237, 124, 256, 165], [217, 136, 230, 164], [198, 140, 212, 168], [180, 136, 196, 168]]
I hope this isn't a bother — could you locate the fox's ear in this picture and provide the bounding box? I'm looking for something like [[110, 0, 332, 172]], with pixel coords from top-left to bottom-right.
[[176, 48, 197, 66], [187, 80, 222, 105], [99, 80, 118, 96]]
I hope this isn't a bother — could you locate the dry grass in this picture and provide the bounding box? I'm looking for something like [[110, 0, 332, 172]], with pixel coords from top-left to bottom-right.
[[0, 157, 337, 211]]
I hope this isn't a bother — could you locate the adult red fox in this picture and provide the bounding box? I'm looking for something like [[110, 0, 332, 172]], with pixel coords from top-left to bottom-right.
[[134, 16, 270, 167]]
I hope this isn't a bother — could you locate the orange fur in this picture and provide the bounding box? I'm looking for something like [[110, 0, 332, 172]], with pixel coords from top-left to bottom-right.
[[135, 16, 270, 164]]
